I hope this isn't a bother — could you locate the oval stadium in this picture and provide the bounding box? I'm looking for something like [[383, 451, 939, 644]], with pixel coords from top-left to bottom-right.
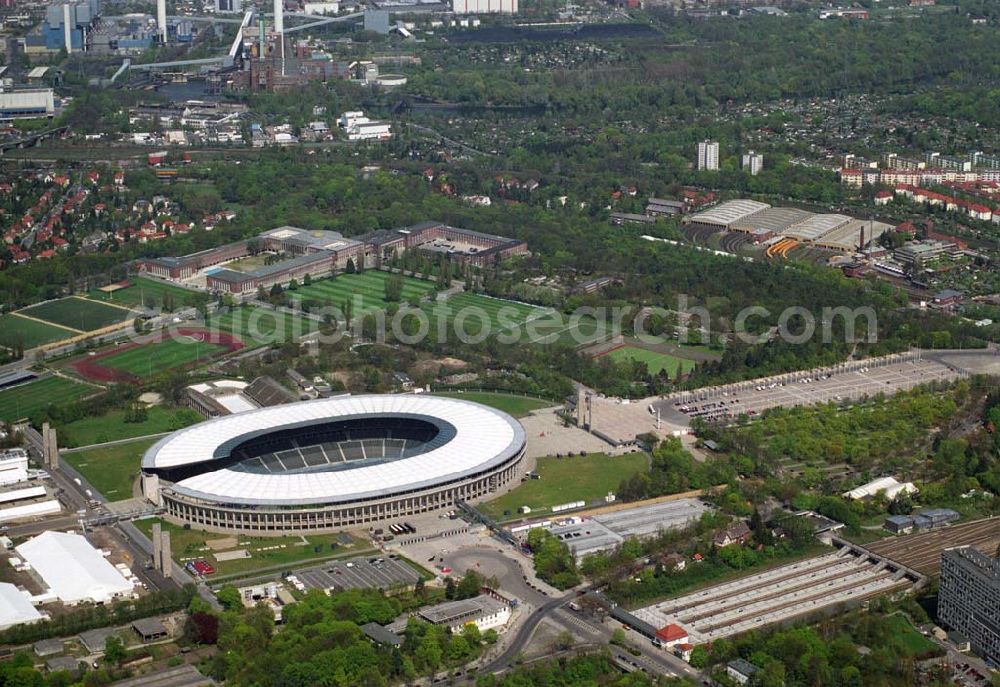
[[140, 395, 527, 534]]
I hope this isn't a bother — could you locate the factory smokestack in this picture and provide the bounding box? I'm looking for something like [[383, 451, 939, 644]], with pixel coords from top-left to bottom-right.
[[157, 0, 167, 44], [273, 0, 283, 35], [63, 3, 73, 53]]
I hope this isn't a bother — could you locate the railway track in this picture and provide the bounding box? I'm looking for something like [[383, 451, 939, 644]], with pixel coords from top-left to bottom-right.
[[866, 518, 1000, 576], [655, 554, 842, 616], [698, 577, 911, 637]]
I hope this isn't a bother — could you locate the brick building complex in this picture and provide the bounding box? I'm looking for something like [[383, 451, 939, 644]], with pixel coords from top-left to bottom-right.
[[138, 222, 528, 295], [360, 220, 529, 268]]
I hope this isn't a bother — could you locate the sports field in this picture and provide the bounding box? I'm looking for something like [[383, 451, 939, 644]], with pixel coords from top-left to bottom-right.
[[603, 345, 697, 377], [62, 437, 157, 501], [99, 337, 228, 377], [19, 296, 133, 332], [58, 405, 202, 448], [88, 277, 200, 310], [210, 307, 320, 347], [0, 313, 77, 349], [0, 376, 97, 422], [480, 452, 649, 521], [433, 391, 553, 417], [295, 272, 438, 316], [134, 517, 369, 577]]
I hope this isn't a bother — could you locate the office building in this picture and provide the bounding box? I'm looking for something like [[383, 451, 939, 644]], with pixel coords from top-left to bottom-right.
[[742, 150, 763, 176], [938, 547, 999, 664], [697, 140, 719, 171]]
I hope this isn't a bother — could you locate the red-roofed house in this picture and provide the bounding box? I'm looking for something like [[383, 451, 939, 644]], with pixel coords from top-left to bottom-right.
[[656, 624, 689, 648], [674, 643, 695, 662], [714, 521, 752, 548], [874, 190, 892, 205]]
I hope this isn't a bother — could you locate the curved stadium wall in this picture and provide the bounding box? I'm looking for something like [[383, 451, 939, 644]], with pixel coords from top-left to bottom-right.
[[140, 394, 527, 534]]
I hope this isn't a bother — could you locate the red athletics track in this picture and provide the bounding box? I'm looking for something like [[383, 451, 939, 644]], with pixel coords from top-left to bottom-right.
[[70, 328, 243, 384]]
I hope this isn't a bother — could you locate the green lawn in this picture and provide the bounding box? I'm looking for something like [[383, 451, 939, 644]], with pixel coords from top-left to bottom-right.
[[209, 307, 319, 348], [0, 376, 97, 423], [422, 292, 551, 343], [884, 615, 941, 657], [133, 517, 369, 577], [99, 338, 227, 377], [481, 452, 649, 521], [62, 437, 157, 501], [604, 345, 697, 377], [433, 391, 553, 418], [19, 297, 134, 331], [57, 406, 202, 448], [294, 272, 438, 316], [0, 313, 76, 349], [88, 277, 201, 311]]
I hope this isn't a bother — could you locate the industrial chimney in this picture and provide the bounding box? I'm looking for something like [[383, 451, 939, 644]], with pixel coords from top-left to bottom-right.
[[63, 4, 73, 53], [157, 0, 168, 44], [273, 0, 283, 35]]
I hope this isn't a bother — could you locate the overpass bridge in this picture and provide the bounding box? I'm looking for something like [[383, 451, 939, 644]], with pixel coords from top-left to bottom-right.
[[0, 127, 69, 154]]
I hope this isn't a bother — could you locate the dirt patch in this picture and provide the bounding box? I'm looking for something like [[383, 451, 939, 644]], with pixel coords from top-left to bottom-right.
[[411, 357, 469, 376]]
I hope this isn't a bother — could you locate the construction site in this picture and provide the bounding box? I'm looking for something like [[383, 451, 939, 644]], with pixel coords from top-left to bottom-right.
[[633, 540, 924, 644]]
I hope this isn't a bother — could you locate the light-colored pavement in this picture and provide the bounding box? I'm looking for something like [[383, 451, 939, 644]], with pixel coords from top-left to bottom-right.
[[520, 408, 620, 458]]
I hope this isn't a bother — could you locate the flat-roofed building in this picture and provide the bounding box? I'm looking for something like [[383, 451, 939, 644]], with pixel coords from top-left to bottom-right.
[[645, 198, 686, 217], [894, 240, 954, 265], [206, 251, 336, 294], [938, 546, 1000, 664], [418, 594, 512, 633], [0, 449, 29, 486], [0, 89, 55, 120], [611, 212, 655, 226]]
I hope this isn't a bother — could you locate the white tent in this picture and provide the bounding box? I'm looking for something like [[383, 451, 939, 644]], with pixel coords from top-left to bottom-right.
[[15, 531, 133, 605], [842, 476, 918, 501], [0, 582, 44, 630]]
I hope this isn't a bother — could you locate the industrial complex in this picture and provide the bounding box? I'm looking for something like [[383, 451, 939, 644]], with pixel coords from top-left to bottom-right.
[[684, 199, 892, 253]]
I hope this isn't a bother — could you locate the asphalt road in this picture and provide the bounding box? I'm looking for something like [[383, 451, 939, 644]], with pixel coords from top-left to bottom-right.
[[440, 547, 697, 680]]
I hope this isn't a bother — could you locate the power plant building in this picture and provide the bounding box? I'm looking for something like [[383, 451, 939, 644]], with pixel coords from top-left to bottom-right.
[[42, 0, 101, 51]]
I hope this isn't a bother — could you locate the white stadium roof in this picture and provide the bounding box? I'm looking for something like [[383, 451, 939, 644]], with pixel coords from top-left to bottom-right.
[[15, 531, 133, 605], [143, 395, 526, 506]]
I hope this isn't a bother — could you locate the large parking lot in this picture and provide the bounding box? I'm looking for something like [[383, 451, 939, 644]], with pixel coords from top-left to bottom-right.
[[633, 547, 916, 643], [295, 554, 422, 593], [655, 354, 961, 424]]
